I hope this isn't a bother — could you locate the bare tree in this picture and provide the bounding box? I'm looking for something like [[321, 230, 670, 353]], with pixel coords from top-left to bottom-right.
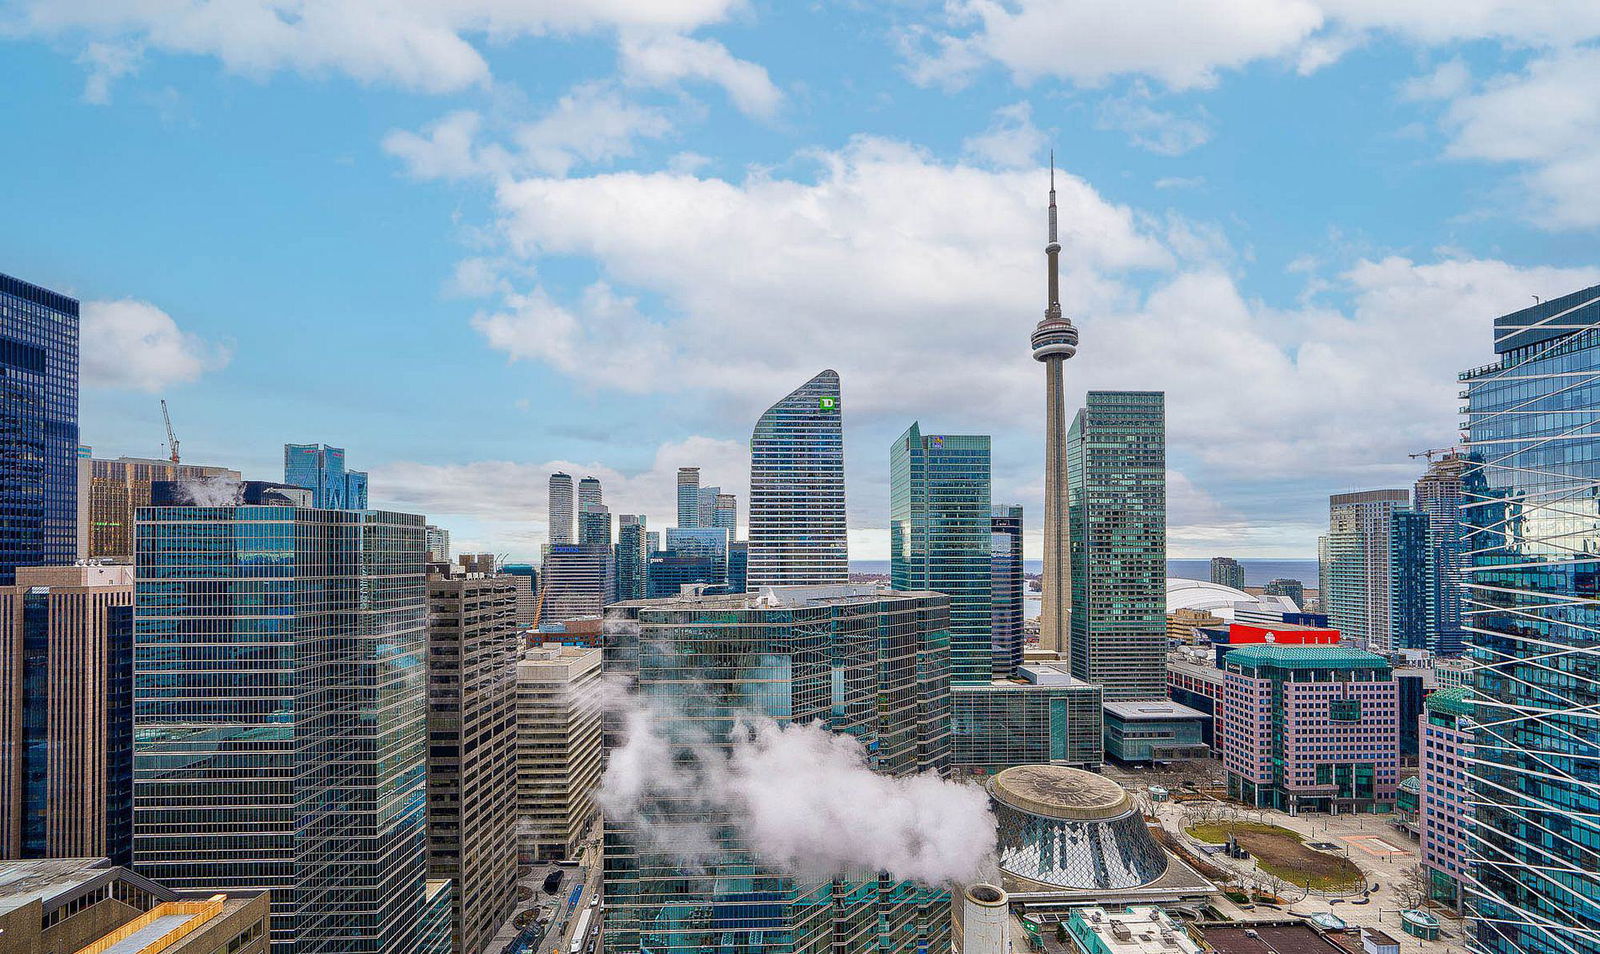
[[1394, 863, 1431, 909]]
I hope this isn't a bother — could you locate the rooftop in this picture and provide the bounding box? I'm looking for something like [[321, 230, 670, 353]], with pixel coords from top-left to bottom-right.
[[990, 765, 1131, 821], [0, 858, 163, 917], [1193, 922, 1350, 954], [1069, 906, 1201, 954], [1103, 700, 1211, 721], [1224, 645, 1390, 671], [1426, 685, 1474, 717]]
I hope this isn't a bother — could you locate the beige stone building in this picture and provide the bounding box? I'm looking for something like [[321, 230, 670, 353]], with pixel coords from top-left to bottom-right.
[[516, 644, 603, 863]]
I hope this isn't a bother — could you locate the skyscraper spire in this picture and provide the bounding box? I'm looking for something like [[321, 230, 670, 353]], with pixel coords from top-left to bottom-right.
[[1046, 152, 1062, 320]]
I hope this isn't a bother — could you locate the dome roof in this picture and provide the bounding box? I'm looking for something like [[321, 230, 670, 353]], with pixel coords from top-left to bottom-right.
[[1166, 577, 1253, 615]]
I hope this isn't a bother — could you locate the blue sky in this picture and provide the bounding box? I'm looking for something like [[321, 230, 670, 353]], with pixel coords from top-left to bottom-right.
[[5, 0, 1600, 561]]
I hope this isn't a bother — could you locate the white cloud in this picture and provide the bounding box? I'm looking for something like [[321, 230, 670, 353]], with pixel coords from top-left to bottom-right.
[[446, 139, 1600, 558], [1095, 86, 1212, 156], [20, 0, 745, 96], [80, 299, 230, 392], [961, 101, 1046, 169], [368, 434, 748, 558], [1437, 47, 1600, 229], [619, 33, 782, 118], [383, 84, 674, 181], [77, 41, 141, 104], [907, 0, 1600, 91], [1400, 58, 1470, 101]]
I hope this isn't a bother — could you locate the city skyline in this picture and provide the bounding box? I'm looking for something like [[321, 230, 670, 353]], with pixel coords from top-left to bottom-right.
[[8, 7, 1600, 561]]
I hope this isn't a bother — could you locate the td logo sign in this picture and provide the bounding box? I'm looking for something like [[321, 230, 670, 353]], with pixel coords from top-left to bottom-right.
[[819, 396, 838, 411]]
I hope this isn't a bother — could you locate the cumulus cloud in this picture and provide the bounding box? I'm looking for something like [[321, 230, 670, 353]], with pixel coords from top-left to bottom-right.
[[906, 0, 1600, 91], [80, 299, 230, 392], [619, 34, 782, 118], [18, 0, 744, 96], [961, 101, 1046, 169], [1095, 86, 1212, 156], [384, 84, 674, 181], [1436, 47, 1600, 229], [436, 138, 1599, 557], [368, 434, 749, 557]]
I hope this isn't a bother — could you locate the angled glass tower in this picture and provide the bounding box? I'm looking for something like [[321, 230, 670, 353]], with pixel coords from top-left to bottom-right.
[[1067, 391, 1166, 701], [1460, 282, 1600, 954], [132, 499, 447, 954], [0, 272, 78, 585], [890, 423, 993, 685], [747, 370, 847, 589], [283, 443, 368, 510]]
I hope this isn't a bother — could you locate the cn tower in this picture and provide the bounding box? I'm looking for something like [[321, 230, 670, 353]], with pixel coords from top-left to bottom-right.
[[1032, 155, 1079, 657]]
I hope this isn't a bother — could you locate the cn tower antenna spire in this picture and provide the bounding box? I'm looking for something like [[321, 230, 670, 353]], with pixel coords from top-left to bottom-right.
[[1045, 151, 1062, 319]]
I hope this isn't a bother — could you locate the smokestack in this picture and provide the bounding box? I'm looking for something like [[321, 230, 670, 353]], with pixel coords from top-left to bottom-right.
[[959, 883, 1010, 954]]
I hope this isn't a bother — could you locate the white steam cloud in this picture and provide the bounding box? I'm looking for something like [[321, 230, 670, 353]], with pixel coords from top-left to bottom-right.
[[173, 475, 244, 506], [599, 689, 997, 886]]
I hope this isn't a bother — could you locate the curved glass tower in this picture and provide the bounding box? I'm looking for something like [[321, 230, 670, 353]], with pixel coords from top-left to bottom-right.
[[748, 370, 847, 589]]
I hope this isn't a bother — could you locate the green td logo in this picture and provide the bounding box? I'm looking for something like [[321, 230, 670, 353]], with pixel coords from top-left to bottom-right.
[[819, 396, 838, 411]]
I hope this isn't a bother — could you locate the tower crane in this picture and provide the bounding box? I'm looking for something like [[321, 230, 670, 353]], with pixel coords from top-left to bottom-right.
[[160, 400, 181, 464], [1409, 446, 1464, 462]]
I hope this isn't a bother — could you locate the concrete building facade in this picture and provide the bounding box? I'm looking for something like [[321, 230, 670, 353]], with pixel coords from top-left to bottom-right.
[[515, 644, 604, 863]]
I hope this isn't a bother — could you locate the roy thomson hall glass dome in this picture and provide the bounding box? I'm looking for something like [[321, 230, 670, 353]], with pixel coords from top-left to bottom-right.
[[989, 765, 1169, 890]]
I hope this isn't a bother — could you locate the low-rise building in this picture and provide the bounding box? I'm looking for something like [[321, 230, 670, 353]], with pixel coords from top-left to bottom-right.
[[1102, 699, 1210, 763], [516, 644, 604, 863], [1065, 906, 1200, 954], [951, 662, 1103, 773], [1167, 607, 1223, 642], [0, 858, 269, 954], [1167, 648, 1226, 757], [1222, 645, 1400, 812]]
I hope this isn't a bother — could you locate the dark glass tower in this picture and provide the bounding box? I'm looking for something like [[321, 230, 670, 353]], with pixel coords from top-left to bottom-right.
[[0, 272, 78, 586], [990, 505, 1024, 680], [1461, 283, 1600, 954], [890, 423, 992, 685]]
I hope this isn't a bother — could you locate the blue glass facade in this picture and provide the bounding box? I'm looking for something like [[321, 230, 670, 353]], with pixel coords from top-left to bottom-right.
[[665, 527, 730, 583], [616, 520, 649, 601], [1460, 282, 1600, 954], [1389, 510, 1432, 651], [602, 589, 953, 954], [132, 503, 443, 954], [889, 424, 993, 686], [283, 443, 369, 510], [0, 272, 78, 585], [748, 371, 847, 588]]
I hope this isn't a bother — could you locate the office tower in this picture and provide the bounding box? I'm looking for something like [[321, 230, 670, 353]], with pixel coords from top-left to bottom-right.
[[1209, 557, 1246, 590], [1389, 510, 1432, 651], [1262, 578, 1305, 606], [426, 571, 520, 954], [81, 457, 242, 563], [1414, 453, 1470, 654], [1067, 391, 1166, 700], [0, 565, 133, 865], [501, 563, 539, 627], [548, 472, 575, 545], [133, 500, 450, 954], [602, 586, 953, 954], [664, 527, 730, 583], [748, 370, 847, 588], [615, 517, 649, 602], [676, 467, 700, 528], [1221, 645, 1400, 812], [0, 273, 78, 586], [515, 644, 603, 863], [712, 493, 736, 532], [1419, 687, 1473, 908], [727, 541, 748, 593], [696, 485, 721, 526], [577, 475, 602, 516], [1319, 489, 1410, 651], [579, 504, 612, 547], [990, 505, 1024, 681], [646, 530, 660, 555], [645, 551, 721, 598], [1031, 168, 1080, 658], [0, 859, 271, 954], [1460, 283, 1600, 954], [539, 545, 614, 624], [458, 552, 495, 574], [282, 443, 368, 509], [890, 423, 993, 685], [425, 524, 451, 563]]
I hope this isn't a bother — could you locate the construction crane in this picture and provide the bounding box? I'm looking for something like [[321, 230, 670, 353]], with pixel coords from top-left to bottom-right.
[[1410, 446, 1464, 462], [160, 400, 180, 464]]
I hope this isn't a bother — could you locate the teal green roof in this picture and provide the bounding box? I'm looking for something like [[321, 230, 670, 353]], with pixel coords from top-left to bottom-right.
[[1426, 685, 1474, 717], [1225, 644, 1390, 670]]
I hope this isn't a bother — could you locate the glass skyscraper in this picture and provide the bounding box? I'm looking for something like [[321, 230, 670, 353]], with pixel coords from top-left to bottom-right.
[[549, 472, 575, 545], [1066, 391, 1167, 700], [132, 498, 446, 954], [1460, 282, 1600, 954], [890, 423, 992, 685], [748, 370, 847, 589], [602, 586, 953, 954], [616, 516, 649, 602], [676, 467, 700, 528], [665, 527, 730, 583], [0, 272, 78, 586], [1319, 489, 1410, 651], [990, 504, 1024, 681], [283, 443, 369, 509], [1414, 453, 1470, 655], [1388, 509, 1432, 651]]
